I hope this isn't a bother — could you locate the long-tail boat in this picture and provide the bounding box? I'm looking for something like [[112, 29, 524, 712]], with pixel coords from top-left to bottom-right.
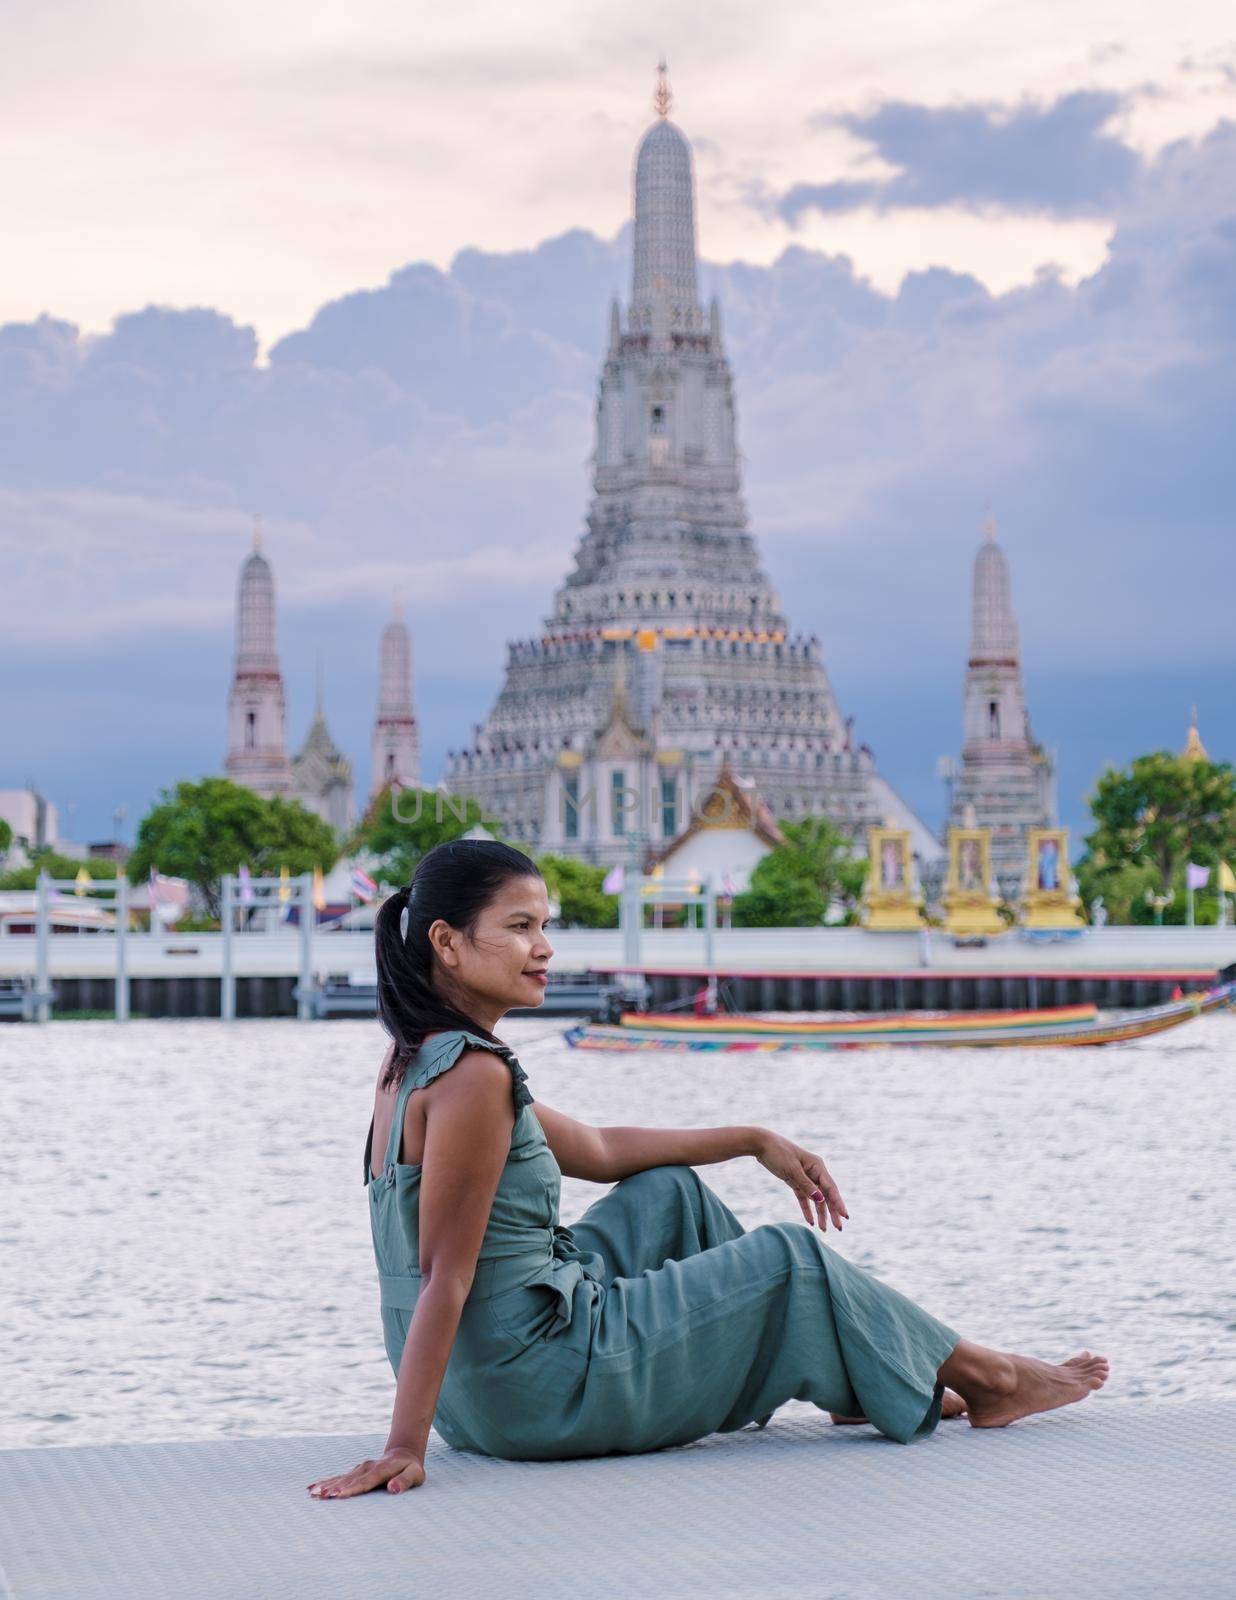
[[564, 983, 1235, 1053]]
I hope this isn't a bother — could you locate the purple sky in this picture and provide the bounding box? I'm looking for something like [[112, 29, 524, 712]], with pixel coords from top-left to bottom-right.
[[3, 11, 1235, 847]]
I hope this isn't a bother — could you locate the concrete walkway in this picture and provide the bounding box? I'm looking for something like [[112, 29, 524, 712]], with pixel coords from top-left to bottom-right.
[[2, 1402, 1231, 1599]]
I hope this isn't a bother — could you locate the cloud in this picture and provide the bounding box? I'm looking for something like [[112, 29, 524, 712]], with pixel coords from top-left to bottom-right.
[[2, 115, 1235, 841], [781, 91, 1142, 220]]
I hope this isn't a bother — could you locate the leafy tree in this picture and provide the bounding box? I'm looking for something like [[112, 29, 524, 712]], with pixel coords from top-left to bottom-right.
[[536, 854, 619, 928], [126, 778, 340, 919], [0, 818, 11, 857], [1075, 751, 1236, 924], [352, 785, 492, 885], [0, 849, 119, 892], [732, 816, 859, 928]]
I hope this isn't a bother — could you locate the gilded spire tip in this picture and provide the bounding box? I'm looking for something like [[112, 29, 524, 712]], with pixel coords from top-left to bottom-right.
[[1183, 705, 1208, 761], [252, 513, 262, 552], [653, 59, 672, 119], [982, 515, 997, 543]]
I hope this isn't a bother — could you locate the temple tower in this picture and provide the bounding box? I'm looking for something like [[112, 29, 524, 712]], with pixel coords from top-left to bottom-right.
[[370, 603, 420, 795], [947, 520, 1055, 894], [225, 525, 293, 797], [446, 66, 933, 865], [292, 663, 355, 835]]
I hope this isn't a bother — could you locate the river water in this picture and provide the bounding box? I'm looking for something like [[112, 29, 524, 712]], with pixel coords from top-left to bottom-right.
[[2, 1015, 1233, 1450]]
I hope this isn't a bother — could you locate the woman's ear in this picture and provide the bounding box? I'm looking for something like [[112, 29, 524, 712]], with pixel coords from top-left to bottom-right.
[[426, 917, 459, 968]]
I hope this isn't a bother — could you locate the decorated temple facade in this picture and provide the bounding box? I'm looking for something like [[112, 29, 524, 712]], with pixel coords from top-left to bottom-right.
[[446, 69, 935, 867]]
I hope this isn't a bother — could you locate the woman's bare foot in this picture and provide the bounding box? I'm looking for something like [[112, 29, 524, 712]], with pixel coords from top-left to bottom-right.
[[942, 1343, 1110, 1429], [830, 1388, 967, 1425]]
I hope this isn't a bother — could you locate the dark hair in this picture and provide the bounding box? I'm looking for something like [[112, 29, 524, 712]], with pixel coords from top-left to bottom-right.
[[375, 838, 542, 1090]]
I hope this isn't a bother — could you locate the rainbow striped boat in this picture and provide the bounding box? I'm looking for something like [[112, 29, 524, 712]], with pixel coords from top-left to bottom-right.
[[565, 983, 1235, 1052]]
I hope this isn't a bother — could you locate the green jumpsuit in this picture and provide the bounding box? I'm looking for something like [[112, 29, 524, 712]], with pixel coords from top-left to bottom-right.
[[364, 1029, 960, 1460]]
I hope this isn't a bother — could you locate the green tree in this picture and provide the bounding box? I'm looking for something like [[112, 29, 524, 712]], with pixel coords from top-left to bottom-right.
[[0, 818, 12, 858], [1075, 750, 1236, 924], [732, 816, 859, 927], [0, 850, 119, 892], [536, 854, 619, 928], [352, 785, 492, 885], [126, 778, 340, 919]]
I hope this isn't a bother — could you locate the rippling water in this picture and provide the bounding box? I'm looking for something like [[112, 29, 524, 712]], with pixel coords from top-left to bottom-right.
[[2, 1014, 1233, 1450]]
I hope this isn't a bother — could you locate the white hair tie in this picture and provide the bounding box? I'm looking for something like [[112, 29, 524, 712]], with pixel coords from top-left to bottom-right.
[[399, 904, 410, 943]]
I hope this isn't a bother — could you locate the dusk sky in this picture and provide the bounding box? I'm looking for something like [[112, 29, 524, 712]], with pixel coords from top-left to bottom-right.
[[3, 0, 1235, 845]]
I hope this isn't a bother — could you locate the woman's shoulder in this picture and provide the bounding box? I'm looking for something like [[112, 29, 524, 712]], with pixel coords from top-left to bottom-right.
[[410, 1029, 534, 1108]]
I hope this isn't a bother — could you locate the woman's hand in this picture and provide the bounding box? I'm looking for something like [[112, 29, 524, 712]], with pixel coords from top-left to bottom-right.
[[308, 1447, 426, 1499], [755, 1132, 849, 1232]]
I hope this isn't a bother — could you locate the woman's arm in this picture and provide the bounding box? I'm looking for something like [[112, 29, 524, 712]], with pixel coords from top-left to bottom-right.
[[534, 1102, 847, 1231], [309, 1050, 515, 1499], [534, 1100, 767, 1182]]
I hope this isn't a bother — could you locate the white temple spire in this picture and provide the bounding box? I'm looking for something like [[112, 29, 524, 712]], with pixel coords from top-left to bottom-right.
[[970, 516, 1021, 665], [949, 519, 1054, 893], [371, 601, 420, 797], [630, 64, 700, 328], [224, 535, 292, 797]]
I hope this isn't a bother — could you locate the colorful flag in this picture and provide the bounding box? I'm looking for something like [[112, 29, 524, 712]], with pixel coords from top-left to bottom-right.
[[312, 865, 326, 911], [351, 866, 378, 902], [601, 864, 624, 894], [1185, 863, 1210, 891], [1220, 861, 1236, 895], [149, 869, 188, 925], [277, 864, 291, 903], [74, 866, 92, 896], [238, 864, 254, 905], [720, 872, 737, 898]]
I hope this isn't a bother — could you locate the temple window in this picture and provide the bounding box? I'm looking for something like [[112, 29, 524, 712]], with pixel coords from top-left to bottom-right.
[[563, 774, 580, 841], [610, 769, 628, 837], [660, 774, 678, 838], [988, 700, 1001, 739], [245, 710, 256, 749]]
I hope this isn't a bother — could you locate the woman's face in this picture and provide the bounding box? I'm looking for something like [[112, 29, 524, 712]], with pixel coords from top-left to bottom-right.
[[431, 874, 554, 1021]]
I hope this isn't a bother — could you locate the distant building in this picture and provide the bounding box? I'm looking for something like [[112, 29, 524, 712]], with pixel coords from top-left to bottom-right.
[[370, 604, 420, 797], [946, 521, 1055, 896], [224, 527, 293, 798], [0, 789, 59, 854], [291, 670, 356, 835], [446, 67, 934, 867]]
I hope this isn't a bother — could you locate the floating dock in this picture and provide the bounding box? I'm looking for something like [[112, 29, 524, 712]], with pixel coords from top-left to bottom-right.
[[2, 1402, 1231, 1598]]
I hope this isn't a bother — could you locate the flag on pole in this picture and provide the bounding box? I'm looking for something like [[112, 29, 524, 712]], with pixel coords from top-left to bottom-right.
[[74, 866, 92, 896], [1185, 863, 1210, 890], [149, 869, 188, 926], [312, 865, 326, 911], [277, 864, 291, 903], [1220, 862, 1236, 894], [238, 864, 254, 905], [350, 866, 378, 902], [601, 864, 624, 894], [720, 872, 737, 898]]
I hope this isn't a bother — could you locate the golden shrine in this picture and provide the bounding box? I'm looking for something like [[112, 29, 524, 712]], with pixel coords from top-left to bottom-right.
[[1021, 827, 1085, 930], [942, 827, 1005, 937], [861, 827, 925, 931]]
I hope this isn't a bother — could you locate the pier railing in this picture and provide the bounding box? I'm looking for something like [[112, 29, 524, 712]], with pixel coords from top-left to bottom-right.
[[2, 868, 1234, 1021]]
